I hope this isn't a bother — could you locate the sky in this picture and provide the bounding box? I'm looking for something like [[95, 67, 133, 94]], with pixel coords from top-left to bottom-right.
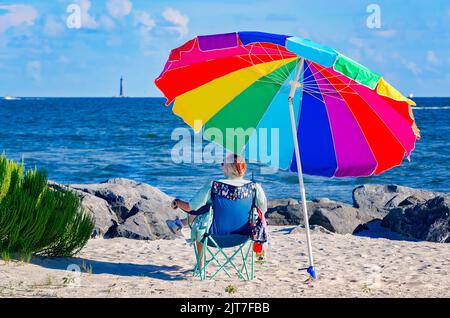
[[0, 0, 449, 97]]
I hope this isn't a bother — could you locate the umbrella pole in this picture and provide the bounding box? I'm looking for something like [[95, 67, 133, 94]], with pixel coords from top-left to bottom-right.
[[288, 58, 316, 280]]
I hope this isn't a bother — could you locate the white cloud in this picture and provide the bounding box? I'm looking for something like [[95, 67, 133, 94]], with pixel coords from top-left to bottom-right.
[[134, 11, 156, 41], [405, 62, 421, 75], [27, 61, 41, 81], [0, 4, 38, 33], [349, 37, 365, 48], [162, 8, 189, 37], [107, 0, 133, 19], [100, 15, 116, 30], [426, 50, 440, 66], [348, 37, 383, 64], [43, 16, 65, 37], [374, 29, 397, 38], [134, 11, 156, 29], [391, 52, 422, 76], [346, 49, 362, 62], [75, 0, 98, 29]]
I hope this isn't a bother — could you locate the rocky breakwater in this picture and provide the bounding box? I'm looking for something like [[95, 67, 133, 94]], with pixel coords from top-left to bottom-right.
[[266, 197, 383, 234], [52, 178, 184, 240], [53, 179, 448, 243], [267, 184, 449, 243]]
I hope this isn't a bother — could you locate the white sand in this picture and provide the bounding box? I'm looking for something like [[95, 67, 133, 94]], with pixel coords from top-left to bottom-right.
[[0, 226, 449, 298]]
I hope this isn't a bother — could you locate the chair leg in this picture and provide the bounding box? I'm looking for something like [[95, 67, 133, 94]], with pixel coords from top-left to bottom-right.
[[196, 237, 256, 281], [193, 240, 207, 280], [251, 241, 255, 280], [207, 248, 232, 278], [193, 242, 200, 277], [209, 238, 246, 280], [202, 238, 208, 280], [240, 241, 252, 280], [240, 248, 247, 279]]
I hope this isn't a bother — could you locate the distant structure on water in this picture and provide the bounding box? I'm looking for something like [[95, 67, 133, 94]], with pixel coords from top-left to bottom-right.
[[120, 76, 125, 98], [3, 96, 19, 100]]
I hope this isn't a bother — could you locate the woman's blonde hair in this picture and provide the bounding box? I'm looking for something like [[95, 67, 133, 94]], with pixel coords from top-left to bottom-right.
[[223, 154, 247, 177]]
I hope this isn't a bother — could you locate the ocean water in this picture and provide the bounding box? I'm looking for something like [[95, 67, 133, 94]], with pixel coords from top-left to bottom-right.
[[0, 97, 448, 203]]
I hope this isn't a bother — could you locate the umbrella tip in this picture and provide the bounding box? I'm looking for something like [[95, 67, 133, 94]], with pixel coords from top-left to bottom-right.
[[307, 266, 317, 280]]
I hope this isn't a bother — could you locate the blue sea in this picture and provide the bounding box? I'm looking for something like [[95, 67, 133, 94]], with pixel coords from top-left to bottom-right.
[[0, 97, 448, 203]]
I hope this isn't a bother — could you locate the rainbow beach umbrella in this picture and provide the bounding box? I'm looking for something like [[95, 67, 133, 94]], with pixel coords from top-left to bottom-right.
[[155, 32, 420, 279]]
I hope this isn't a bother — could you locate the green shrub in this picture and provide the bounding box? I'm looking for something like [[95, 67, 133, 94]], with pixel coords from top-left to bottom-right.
[[225, 285, 238, 294], [0, 153, 94, 258]]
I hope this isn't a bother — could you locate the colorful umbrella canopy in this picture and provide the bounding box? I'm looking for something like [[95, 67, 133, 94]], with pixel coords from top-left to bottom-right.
[[156, 31, 420, 178], [155, 31, 420, 279]]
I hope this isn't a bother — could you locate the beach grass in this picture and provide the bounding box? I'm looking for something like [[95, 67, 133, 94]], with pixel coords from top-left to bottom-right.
[[0, 153, 94, 259]]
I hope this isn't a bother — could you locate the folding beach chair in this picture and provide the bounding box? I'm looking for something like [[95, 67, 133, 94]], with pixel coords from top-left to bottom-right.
[[193, 181, 256, 280]]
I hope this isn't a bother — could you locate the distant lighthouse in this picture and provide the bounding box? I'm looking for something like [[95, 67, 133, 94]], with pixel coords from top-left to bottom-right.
[[119, 76, 124, 98]]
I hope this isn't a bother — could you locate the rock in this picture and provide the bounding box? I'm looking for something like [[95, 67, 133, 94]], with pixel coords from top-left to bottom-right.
[[268, 198, 299, 208], [353, 184, 439, 214], [71, 178, 182, 220], [310, 225, 334, 234], [352, 223, 369, 235], [76, 191, 118, 238], [71, 178, 184, 240], [49, 181, 118, 238], [289, 225, 334, 235], [352, 219, 414, 241], [71, 178, 139, 222], [308, 198, 380, 234], [267, 197, 381, 234], [381, 195, 450, 243], [112, 200, 184, 240], [266, 198, 304, 225], [113, 213, 181, 241]]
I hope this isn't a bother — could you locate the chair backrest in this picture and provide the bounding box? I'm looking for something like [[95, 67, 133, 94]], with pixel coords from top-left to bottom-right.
[[209, 181, 255, 236]]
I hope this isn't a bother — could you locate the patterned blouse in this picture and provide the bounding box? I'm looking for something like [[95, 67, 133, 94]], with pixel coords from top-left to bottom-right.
[[211, 180, 256, 200], [189, 177, 267, 212]]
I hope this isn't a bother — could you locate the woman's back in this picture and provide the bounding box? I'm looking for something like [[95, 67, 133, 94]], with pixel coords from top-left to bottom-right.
[[189, 177, 267, 214], [210, 180, 256, 235]]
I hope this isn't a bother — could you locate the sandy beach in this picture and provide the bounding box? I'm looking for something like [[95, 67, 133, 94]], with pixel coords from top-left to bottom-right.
[[1, 226, 449, 298]]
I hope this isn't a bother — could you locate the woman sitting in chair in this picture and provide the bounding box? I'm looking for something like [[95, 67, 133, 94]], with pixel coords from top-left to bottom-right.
[[166, 154, 267, 270]]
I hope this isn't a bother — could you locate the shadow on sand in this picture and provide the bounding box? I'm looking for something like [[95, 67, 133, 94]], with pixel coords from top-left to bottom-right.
[[29, 256, 190, 281], [273, 222, 417, 242], [352, 220, 418, 242]]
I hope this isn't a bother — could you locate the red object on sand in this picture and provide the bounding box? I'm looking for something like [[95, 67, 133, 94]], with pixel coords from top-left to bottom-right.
[[253, 242, 263, 253]]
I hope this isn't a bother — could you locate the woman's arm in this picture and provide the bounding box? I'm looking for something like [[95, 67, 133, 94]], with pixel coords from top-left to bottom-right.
[[255, 183, 268, 213], [172, 180, 212, 213], [172, 199, 192, 212]]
